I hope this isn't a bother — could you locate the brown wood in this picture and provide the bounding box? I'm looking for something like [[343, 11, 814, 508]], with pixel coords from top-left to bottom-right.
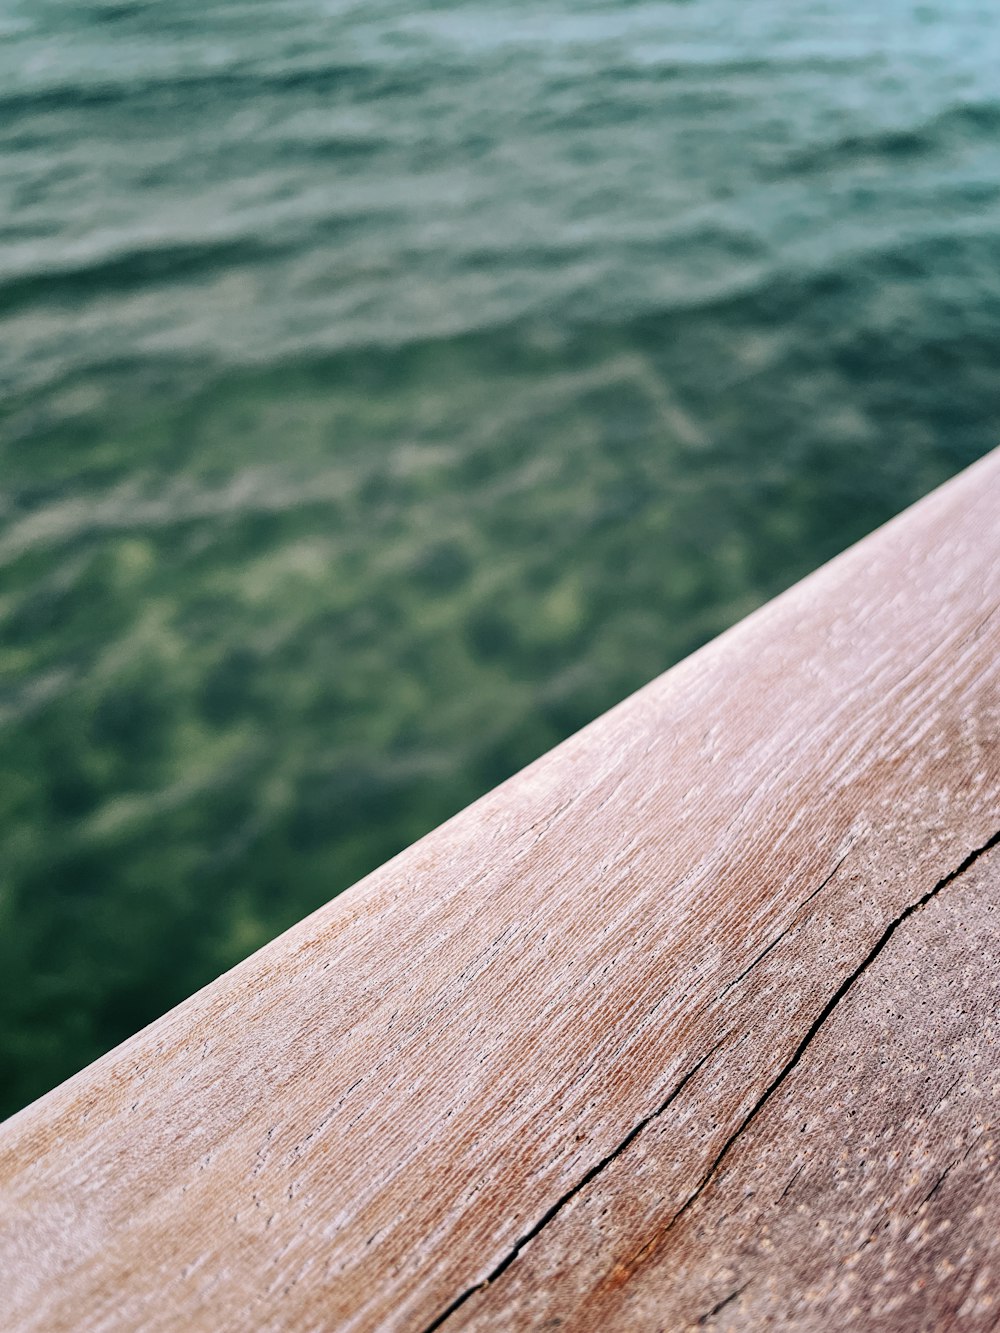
[[449, 839, 1000, 1333], [1, 448, 999, 1332]]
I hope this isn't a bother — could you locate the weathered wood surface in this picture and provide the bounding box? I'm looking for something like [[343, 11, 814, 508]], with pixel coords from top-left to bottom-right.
[[1, 449, 999, 1332]]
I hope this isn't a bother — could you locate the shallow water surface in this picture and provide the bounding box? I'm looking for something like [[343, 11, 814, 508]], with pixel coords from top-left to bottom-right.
[[1, 0, 999, 1114]]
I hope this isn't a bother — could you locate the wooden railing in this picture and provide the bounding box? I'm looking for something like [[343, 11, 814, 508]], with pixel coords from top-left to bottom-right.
[[2, 448, 999, 1331]]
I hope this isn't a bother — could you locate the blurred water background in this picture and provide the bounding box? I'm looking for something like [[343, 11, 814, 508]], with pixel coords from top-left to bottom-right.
[[2, 0, 999, 1116]]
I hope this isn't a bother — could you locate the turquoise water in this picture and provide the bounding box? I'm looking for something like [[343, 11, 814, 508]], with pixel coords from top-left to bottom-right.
[[2, 0, 999, 1115]]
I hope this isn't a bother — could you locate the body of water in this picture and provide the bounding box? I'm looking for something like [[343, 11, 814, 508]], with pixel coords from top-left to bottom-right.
[[2, 0, 999, 1114]]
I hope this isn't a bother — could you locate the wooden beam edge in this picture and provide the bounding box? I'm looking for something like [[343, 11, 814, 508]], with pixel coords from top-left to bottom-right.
[[2, 446, 999, 1333]]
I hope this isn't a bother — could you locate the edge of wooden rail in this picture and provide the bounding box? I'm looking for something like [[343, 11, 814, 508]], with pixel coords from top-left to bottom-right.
[[2, 447, 999, 1332]]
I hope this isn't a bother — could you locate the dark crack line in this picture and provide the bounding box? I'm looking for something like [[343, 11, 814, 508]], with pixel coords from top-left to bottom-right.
[[697, 1280, 750, 1325], [921, 1161, 955, 1206], [420, 1038, 725, 1333], [922, 1141, 975, 1207], [777, 1162, 804, 1201], [661, 823, 1000, 1237], [717, 850, 851, 1003], [857, 1214, 891, 1254], [931, 1072, 963, 1113], [422, 824, 1000, 1331]]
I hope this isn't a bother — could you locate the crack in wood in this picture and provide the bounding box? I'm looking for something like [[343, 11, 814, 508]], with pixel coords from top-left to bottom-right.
[[716, 849, 852, 1003], [421, 824, 1000, 1331], [420, 1039, 725, 1333], [921, 1162, 956, 1207], [777, 1162, 804, 1202], [920, 1141, 976, 1209], [659, 823, 1000, 1240], [697, 1279, 750, 1325]]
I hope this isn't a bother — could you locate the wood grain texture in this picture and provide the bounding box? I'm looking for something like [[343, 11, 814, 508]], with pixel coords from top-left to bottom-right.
[[1, 448, 999, 1333], [448, 838, 1000, 1333]]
